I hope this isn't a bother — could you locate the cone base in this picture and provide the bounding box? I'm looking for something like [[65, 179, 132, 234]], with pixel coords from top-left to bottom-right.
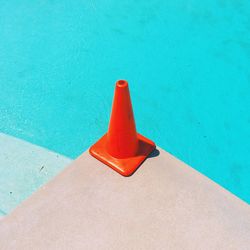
[[89, 133, 155, 176]]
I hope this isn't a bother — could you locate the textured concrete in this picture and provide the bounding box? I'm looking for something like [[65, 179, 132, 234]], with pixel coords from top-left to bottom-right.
[[0, 148, 249, 249]]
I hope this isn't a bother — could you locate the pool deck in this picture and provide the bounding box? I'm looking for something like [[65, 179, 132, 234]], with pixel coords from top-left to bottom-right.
[[0, 147, 249, 249]]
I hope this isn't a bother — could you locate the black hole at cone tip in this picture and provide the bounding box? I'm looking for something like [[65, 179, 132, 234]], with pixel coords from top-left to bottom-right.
[[117, 80, 128, 88]]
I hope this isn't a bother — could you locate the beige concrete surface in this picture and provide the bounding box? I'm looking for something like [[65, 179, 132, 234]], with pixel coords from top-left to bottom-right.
[[0, 148, 249, 250]]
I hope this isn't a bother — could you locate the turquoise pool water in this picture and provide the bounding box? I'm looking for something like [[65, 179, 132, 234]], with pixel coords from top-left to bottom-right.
[[0, 1, 249, 203]]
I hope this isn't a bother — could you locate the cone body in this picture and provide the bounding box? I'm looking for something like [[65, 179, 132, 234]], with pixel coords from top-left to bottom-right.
[[107, 81, 138, 158], [89, 80, 155, 176]]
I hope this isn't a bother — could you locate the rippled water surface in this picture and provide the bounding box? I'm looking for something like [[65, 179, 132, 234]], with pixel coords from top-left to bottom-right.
[[0, 1, 249, 202]]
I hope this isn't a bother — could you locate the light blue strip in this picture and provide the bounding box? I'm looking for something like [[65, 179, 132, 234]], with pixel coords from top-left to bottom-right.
[[0, 133, 71, 214]]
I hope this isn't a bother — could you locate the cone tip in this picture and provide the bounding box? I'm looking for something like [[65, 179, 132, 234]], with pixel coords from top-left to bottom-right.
[[116, 80, 128, 88]]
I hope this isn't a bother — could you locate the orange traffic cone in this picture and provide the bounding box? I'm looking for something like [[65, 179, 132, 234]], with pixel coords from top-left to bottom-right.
[[89, 80, 155, 176]]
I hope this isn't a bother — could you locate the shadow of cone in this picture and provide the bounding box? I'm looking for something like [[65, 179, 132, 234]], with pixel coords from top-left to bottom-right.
[[89, 80, 155, 176]]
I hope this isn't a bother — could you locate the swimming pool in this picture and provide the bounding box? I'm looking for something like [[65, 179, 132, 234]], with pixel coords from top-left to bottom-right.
[[0, 0, 249, 208]]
